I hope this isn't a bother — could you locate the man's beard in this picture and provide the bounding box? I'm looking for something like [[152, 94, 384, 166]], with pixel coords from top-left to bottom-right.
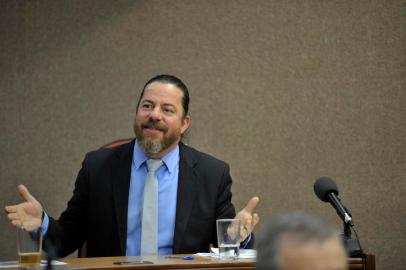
[[134, 118, 180, 155]]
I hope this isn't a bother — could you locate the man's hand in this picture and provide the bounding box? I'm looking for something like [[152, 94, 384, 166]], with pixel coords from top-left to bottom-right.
[[5, 185, 43, 231], [235, 196, 260, 242]]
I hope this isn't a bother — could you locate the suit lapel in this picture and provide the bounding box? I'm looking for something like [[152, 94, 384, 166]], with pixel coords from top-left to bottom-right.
[[111, 139, 135, 255], [173, 143, 198, 253]]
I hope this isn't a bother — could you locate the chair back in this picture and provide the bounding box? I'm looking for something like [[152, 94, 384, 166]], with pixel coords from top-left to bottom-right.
[[99, 138, 133, 149]]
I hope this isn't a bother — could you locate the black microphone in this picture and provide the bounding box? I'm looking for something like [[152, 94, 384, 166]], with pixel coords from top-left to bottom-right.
[[314, 177, 353, 226]]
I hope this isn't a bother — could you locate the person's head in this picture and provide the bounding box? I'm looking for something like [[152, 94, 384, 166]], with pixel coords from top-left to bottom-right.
[[133, 74, 191, 158], [256, 212, 348, 270]]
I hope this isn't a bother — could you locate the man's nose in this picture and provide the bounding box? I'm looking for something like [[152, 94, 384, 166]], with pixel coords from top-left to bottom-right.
[[149, 107, 163, 121]]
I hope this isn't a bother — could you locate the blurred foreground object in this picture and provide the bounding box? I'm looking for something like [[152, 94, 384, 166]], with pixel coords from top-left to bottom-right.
[[256, 212, 347, 270]]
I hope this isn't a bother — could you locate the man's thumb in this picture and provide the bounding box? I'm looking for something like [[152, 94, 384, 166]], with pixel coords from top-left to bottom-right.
[[242, 196, 259, 213], [18, 185, 37, 203]]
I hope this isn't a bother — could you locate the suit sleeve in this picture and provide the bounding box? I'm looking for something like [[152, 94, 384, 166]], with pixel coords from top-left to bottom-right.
[[215, 163, 235, 218], [43, 156, 90, 258], [212, 163, 255, 249], [211, 163, 236, 245]]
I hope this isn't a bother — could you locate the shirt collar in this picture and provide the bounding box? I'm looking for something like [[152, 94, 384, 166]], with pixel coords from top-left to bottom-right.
[[133, 141, 179, 174]]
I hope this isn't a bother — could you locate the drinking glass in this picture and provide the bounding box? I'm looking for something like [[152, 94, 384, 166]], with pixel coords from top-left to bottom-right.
[[17, 228, 42, 269], [216, 219, 241, 259]]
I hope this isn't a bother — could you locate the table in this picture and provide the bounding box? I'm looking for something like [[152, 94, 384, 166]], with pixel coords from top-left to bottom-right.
[[62, 254, 375, 270], [64, 255, 253, 270]]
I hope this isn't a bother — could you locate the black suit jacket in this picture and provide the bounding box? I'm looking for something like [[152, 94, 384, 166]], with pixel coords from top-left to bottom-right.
[[45, 140, 250, 257]]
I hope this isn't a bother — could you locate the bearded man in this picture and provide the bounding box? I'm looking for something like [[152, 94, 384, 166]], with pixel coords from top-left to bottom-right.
[[5, 74, 259, 258]]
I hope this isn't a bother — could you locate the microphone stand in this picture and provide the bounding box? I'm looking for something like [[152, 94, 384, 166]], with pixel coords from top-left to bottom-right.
[[44, 238, 57, 270], [342, 221, 363, 257]]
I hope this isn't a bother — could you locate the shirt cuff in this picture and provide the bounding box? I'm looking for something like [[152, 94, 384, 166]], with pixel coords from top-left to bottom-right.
[[240, 233, 252, 249], [41, 212, 49, 236]]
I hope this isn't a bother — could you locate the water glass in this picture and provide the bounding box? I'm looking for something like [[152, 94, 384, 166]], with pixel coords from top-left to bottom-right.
[[216, 219, 241, 259]]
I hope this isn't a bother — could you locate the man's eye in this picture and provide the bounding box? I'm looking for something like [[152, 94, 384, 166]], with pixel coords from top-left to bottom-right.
[[164, 108, 175, 113], [142, 104, 152, 109]]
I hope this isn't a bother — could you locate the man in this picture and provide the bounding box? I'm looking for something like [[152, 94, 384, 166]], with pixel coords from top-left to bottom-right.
[[256, 212, 347, 270], [6, 74, 259, 257]]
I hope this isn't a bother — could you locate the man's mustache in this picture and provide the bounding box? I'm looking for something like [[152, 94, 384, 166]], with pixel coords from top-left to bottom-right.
[[141, 119, 168, 132]]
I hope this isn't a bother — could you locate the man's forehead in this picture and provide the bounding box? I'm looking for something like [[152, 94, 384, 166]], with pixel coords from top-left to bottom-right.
[[144, 82, 182, 96], [143, 82, 183, 99]]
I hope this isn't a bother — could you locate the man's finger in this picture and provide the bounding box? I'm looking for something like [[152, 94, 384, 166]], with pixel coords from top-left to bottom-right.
[[17, 185, 36, 203], [252, 213, 260, 227], [242, 196, 259, 213], [11, 219, 22, 227], [5, 205, 18, 213], [7, 213, 20, 220]]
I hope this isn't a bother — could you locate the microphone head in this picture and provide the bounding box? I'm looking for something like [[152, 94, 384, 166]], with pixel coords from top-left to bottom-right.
[[314, 177, 339, 202]]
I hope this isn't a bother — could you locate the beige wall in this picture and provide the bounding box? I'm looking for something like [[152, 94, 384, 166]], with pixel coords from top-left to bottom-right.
[[1, 1, 404, 269]]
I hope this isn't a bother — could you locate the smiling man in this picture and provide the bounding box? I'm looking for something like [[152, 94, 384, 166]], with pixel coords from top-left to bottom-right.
[[6, 74, 259, 258], [133, 79, 190, 158]]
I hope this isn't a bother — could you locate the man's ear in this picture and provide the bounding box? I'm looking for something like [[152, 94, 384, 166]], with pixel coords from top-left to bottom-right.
[[181, 115, 191, 134]]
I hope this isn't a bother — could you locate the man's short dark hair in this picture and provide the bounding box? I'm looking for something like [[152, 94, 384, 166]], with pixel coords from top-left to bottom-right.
[[136, 74, 190, 116], [256, 212, 340, 270]]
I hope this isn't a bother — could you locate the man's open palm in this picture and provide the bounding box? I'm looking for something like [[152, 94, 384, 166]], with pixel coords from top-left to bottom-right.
[[5, 185, 43, 231]]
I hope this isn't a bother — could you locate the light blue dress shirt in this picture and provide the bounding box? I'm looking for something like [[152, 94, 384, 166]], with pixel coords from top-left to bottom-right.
[[126, 142, 179, 255]]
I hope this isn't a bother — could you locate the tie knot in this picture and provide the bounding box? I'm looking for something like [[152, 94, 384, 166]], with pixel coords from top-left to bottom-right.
[[146, 159, 163, 173]]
